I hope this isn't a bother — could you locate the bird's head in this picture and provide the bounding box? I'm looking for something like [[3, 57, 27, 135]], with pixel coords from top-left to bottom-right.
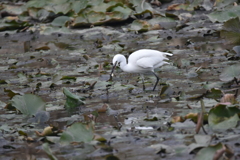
[[112, 54, 125, 66], [110, 54, 126, 78]]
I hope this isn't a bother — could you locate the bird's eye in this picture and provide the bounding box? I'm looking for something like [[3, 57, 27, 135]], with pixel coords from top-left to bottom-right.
[[118, 62, 120, 66]]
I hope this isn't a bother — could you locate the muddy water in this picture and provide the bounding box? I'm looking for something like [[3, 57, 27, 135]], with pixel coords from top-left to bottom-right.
[[0, 26, 237, 160]]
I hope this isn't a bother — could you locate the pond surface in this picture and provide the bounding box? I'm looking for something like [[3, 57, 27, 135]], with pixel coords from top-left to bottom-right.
[[0, 23, 239, 159]]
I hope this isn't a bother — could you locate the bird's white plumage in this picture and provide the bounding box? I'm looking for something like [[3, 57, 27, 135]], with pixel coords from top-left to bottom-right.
[[111, 49, 172, 91], [112, 49, 172, 73]]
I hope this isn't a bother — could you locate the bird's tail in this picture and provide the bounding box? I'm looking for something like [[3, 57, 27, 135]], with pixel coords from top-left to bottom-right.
[[163, 52, 172, 62], [163, 52, 173, 57]]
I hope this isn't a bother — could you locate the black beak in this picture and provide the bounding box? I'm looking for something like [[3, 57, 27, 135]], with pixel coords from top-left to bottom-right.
[[109, 61, 118, 81]]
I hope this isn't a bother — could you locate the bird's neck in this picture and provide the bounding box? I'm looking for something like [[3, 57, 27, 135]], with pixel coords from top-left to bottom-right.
[[121, 61, 137, 73], [119, 60, 129, 72]]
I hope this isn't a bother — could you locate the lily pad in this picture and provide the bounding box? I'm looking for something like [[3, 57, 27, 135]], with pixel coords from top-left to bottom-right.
[[148, 17, 177, 29], [42, 143, 58, 160], [37, 25, 71, 35], [110, 5, 132, 20], [91, 1, 117, 12], [219, 64, 240, 82], [208, 104, 240, 130], [204, 88, 222, 100], [45, 1, 72, 14], [72, 14, 89, 27], [232, 46, 240, 57], [71, 0, 89, 13], [220, 17, 240, 44], [131, 0, 154, 16], [28, 8, 53, 21], [60, 122, 94, 145], [51, 16, 72, 27], [60, 76, 76, 81], [194, 135, 212, 146], [130, 20, 151, 32], [213, 0, 237, 9], [0, 17, 31, 31], [4, 89, 23, 99], [10, 94, 46, 116], [207, 5, 240, 23], [63, 87, 85, 110], [194, 143, 225, 160], [86, 11, 106, 25], [28, 111, 50, 124], [3, 4, 26, 15], [26, 0, 48, 8]]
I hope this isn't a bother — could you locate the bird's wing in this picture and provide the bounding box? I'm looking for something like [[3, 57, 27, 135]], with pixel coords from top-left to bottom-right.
[[128, 49, 172, 69], [136, 56, 168, 69]]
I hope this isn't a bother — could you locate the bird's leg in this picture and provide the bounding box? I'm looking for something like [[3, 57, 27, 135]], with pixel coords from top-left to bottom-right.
[[140, 74, 145, 91], [152, 72, 160, 91]]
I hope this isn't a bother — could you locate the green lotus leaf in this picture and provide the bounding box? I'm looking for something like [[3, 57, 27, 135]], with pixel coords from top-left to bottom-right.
[[130, 20, 150, 32], [91, 1, 117, 12], [208, 5, 240, 23], [42, 143, 58, 160], [220, 17, 240, 44], [205, 88, 222, 100], [45, 2, 71, 14], [60, 122, 94, 145], [131, 0, 154, 16], [63, 87, 85, 110], [208, 104, 240, 130], [71, 0, 89, 13], [87, 11, 106, 24], [11, 94, 46, 116], [109, 5, 132, 20], [219, 64, 240, 82], [26, 0, 47, 8], [194, 143, 225, 160], [72, 14, 89, 27], [51, 16, 71, 27]]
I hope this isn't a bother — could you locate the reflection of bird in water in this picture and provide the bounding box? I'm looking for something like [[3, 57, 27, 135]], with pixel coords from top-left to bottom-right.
[[110, 49, 172, 91]]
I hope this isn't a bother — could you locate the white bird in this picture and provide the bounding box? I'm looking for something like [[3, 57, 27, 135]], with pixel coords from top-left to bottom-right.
[[110, 49, 173, 91]]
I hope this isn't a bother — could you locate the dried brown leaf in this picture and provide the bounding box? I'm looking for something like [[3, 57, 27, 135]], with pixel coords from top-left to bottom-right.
[[220, 94, 237, 104]]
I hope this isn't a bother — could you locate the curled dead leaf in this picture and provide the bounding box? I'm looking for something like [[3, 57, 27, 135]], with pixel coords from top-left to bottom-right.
[[167, 4, 181, 11], [83, 54, 90, 60], [185, 113, 198, 123], [35, 126, 53, 137], [18, 130, 28, 137], [26, 137, 34, 142], [5, 16, 19, 21], [70, 142, 84, 145], [35, 46, 50, 51], [151, 0, 161, 6], [171, 116, 185, 123], [83, 113, 98, 122], [98, 103, 109, 113], [220, 94, 237, 104], [94, 134, 107, 142], [151, 24, 162, 30]]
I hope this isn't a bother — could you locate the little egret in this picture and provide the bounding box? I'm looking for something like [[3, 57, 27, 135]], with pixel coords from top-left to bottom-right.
[[110, 49, 172, 91]]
